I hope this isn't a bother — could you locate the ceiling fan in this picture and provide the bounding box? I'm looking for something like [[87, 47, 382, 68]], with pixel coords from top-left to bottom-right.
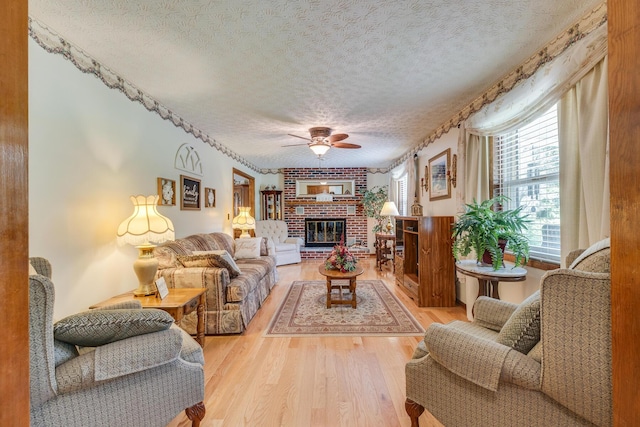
[[283, 127, 361, 157]]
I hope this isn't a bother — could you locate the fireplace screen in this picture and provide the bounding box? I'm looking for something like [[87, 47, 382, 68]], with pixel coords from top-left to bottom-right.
[[305, 218, 346, 248]]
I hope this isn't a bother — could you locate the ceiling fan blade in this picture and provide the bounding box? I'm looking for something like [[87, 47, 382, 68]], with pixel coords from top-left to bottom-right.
[[332, 142, 361, 149], [282, 143, 310, 147], [328, 133, 349, 143], [287, 133, 311, 141]]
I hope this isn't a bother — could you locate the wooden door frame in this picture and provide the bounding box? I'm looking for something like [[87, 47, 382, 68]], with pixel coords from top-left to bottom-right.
[[1, 0, 30, 424], [232, 168, 256, 237]]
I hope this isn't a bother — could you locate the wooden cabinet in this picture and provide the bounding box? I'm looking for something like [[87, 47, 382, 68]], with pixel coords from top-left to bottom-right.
[[261, 190, 283, 220], [395, 216, 456, 307]]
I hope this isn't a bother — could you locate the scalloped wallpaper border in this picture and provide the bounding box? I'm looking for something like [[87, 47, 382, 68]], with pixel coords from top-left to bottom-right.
[[28, 2, 606, 175]]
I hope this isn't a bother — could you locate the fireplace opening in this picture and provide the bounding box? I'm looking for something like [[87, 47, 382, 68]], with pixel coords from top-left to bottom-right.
[[305, 218, 346, 248]]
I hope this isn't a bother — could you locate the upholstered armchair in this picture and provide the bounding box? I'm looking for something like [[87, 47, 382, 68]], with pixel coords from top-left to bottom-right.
[[255, 220, 303, 265], [29, 257, 206, 427], [405, 239, 612, 427]]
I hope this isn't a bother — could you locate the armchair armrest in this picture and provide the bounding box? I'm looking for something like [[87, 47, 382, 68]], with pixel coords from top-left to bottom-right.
[[55, 328, 183, 394], [424, 323, 511, 391], [284, 237, 304, 248], [473, 297, 518, 331]]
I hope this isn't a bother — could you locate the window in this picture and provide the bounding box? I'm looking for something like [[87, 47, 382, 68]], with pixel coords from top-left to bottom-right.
[[493, 104, 560, 263], [395, 175, 408, 216]]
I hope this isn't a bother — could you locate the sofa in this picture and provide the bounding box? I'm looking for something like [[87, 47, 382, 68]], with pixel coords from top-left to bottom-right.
[[29, 257, 205, 427], [405, 238, 612, 427], [255, 220, 303, 266], [155, 232, 278, 335]]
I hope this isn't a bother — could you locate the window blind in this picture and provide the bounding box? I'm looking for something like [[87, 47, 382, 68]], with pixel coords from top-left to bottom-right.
[[493, 104, 560, 263]]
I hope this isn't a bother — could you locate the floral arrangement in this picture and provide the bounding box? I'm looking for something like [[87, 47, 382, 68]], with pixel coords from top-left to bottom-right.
[[325, 240, 358, 272]]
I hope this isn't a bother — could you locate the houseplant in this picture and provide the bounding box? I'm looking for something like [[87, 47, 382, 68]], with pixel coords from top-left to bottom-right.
[[451, 195, 530, 269], [360, 186, 388, 233]]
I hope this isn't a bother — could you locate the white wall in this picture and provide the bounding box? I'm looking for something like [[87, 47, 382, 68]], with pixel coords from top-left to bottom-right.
[[29, 40, 269, 319]]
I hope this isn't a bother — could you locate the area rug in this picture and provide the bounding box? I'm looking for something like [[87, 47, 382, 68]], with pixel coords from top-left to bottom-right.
[[265, 280, 425, 337]]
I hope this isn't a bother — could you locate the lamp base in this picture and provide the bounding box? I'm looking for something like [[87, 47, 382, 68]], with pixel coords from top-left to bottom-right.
[[385, 219, 394, 234], [238, 230, 251, 238], [132, 244, 159, 297]]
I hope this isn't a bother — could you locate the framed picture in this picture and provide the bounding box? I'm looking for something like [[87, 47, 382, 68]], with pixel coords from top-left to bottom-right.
[[180, 175, 201, 210], [204, 187, 216, 208], [155, 277, 169, 300], [429, 148, 451, 201], [157, 178, 176, 206]]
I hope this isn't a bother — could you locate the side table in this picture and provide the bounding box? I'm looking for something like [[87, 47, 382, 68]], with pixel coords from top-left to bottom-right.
[[90, 288, 207, 348], [375, 233, 396, 272]]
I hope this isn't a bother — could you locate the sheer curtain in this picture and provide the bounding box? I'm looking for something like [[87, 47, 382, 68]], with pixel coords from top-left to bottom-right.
[[389, 157, 415, 210], [558, 56, 610, 263]]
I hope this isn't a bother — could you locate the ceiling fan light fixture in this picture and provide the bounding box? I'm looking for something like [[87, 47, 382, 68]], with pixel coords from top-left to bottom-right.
[[309, 141, 330, 157]]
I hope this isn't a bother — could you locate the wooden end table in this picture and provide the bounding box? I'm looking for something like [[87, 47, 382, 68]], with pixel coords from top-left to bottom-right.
[[318, 265, 365, 309], [375, 233, 396, 272], [90, 288, 207, 348]]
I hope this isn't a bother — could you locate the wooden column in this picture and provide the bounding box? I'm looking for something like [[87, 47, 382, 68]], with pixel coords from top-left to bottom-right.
[[608, 0, 640, 424], [0, 0, 30, 425]]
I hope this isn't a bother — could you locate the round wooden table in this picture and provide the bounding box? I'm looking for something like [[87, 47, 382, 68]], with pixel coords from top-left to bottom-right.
[[318, 265, 365, 309]]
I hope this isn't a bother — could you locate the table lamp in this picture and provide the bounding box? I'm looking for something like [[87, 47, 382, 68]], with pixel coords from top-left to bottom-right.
[[232, 207, 256, 238], [380, 201, 400, 233], [117, 195, 175, 296]]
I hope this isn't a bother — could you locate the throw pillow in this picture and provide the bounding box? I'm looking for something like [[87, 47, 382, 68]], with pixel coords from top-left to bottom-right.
[[260, 237, 269, 256], [496, 291, 541, 354], [234, 237, 262, 259], [177, 252, 242, 278], [569, 237, 610, 272], [54, 309, 174, 347]]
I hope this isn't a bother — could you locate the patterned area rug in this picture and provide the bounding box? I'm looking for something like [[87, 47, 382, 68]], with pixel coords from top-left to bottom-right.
[[265, 280, 425, 337]]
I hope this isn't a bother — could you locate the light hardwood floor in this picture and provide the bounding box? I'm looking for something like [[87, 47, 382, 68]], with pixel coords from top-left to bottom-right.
[[167, 257, 467, 427]]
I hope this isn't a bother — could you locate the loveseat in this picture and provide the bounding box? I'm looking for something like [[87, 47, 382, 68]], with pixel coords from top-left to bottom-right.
[[405, 238, 611, 426], [155, 232, 278, 335], [255, 220, 303, 266]]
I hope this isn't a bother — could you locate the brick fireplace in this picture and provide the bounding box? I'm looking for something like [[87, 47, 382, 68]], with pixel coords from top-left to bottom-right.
[[283, 168, 369, 260]]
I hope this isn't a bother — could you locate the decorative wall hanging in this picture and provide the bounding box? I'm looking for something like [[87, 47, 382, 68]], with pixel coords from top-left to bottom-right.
[[157, 177, 176, 206], [180, 175, 201, 210], [175, 143, 203, 176], [429, 148, 452, 201], [204, 187, 216, 208], [421, 165, 429, 195]]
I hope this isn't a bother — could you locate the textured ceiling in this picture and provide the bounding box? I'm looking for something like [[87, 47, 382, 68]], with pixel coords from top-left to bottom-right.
[[29, 0, 603, 170]]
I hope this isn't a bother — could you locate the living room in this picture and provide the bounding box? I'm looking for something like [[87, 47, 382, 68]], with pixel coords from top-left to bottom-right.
[[3, 1, 639, 426]]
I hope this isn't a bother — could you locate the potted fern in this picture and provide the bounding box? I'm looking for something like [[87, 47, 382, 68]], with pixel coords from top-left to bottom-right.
[[451, 195, 530, 269]]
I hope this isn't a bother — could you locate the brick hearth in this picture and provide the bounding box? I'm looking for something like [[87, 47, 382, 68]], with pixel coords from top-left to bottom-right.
[[283, 168, 368, 260]]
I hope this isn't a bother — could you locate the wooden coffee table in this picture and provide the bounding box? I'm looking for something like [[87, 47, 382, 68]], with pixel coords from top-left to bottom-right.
[[318, 265, 365, 309], [90, 288, 207, 347]]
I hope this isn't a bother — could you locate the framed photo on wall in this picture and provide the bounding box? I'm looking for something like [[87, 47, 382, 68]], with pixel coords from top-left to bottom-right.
[[429, 148, 451, 201], [204, 187, 216, 208], [180, 175, 201, 210], [157, 178, 176, 206]]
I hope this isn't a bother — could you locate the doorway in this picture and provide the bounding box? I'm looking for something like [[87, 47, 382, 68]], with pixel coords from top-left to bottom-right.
[[232, 168, 256, 238]]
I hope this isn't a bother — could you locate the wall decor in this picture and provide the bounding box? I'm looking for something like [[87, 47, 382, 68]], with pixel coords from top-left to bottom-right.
[[180, 175, 201, 210], [420, 165, 429, 195], [295, 206, 305, 215], [204, 187, 216, 208], [429, 148, 451, 201], [157, 178, 176, 206], [174, 143, 203, 176]]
